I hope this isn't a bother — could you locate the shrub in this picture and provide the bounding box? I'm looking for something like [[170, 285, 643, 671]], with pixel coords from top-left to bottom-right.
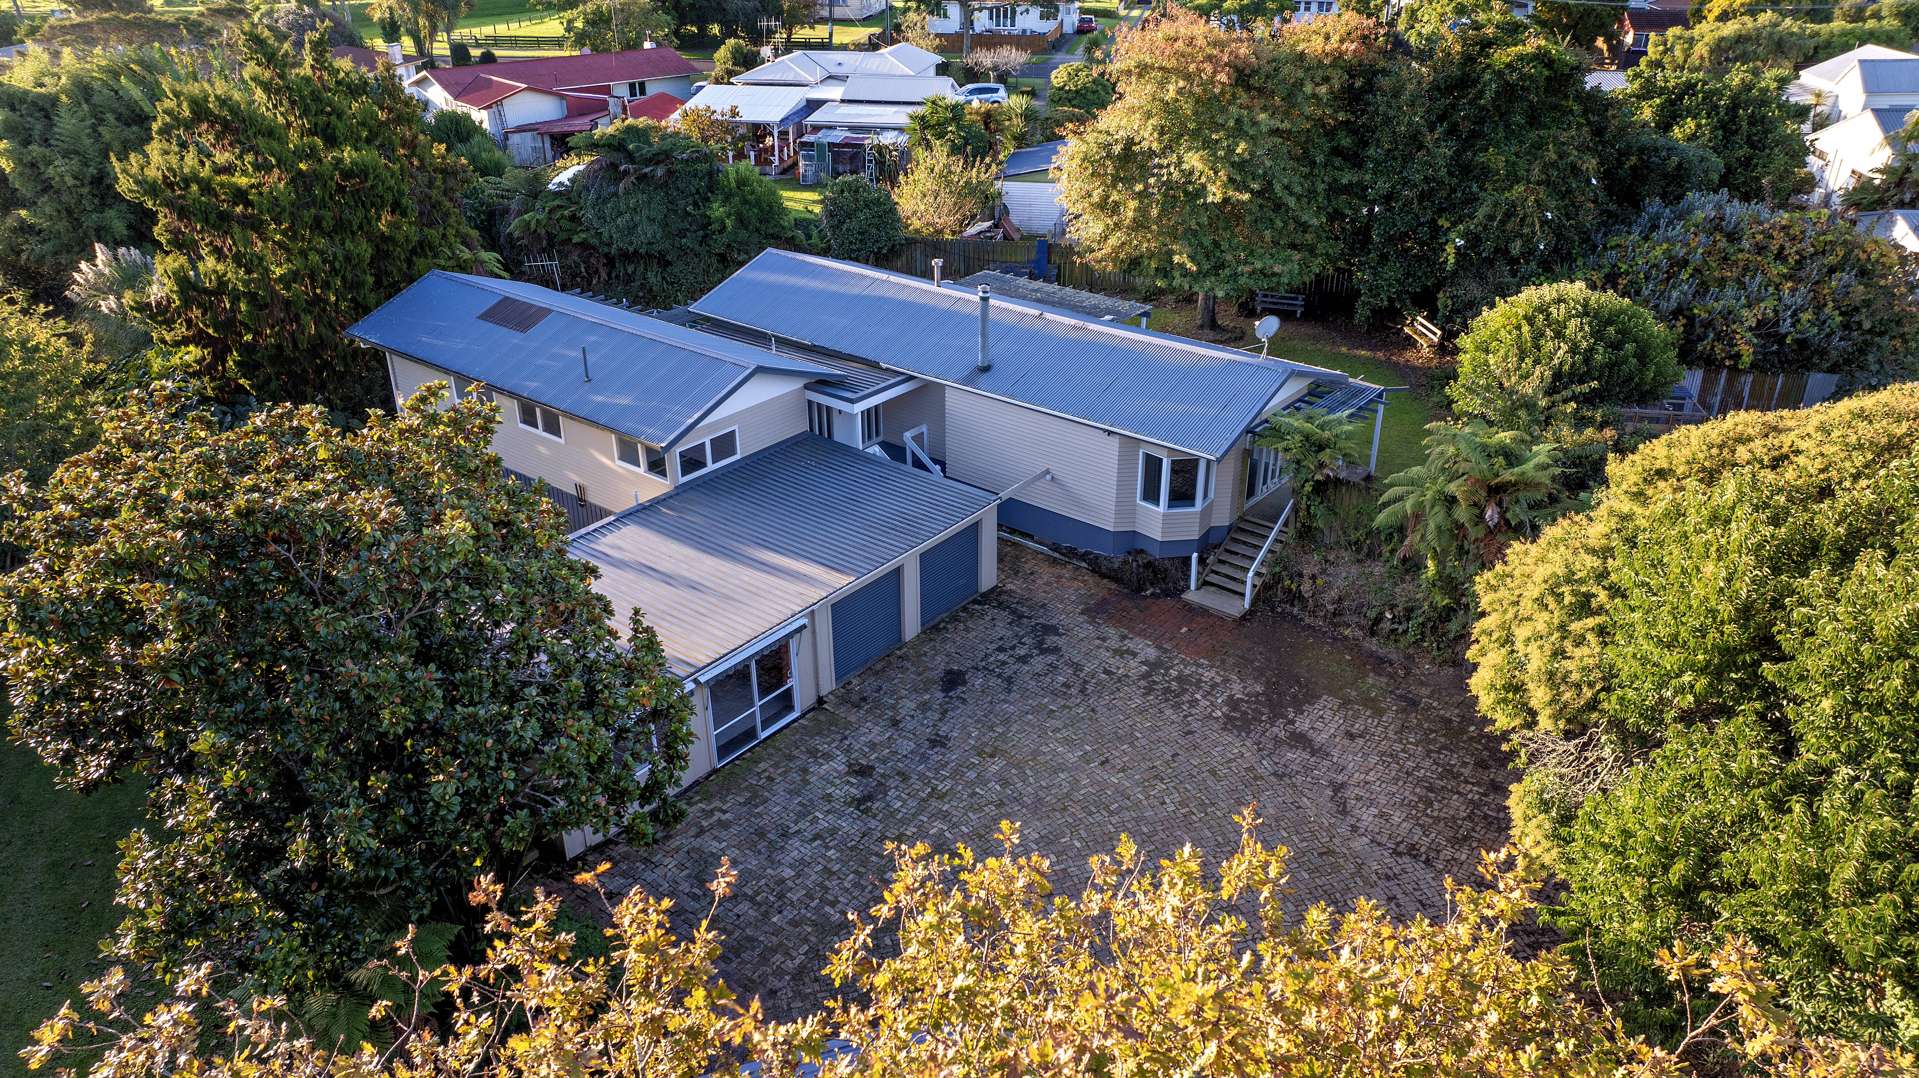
[[905, 96, 993, 159], [449, 39, 471, 64], [478, 47, 496, 62], [817, 175, 904, 261], [1590, 192, 1919, 386], [711, 37, 756, 83], [426, 107, 511, 178], [1049, 61, 1114, 112], [1469, 384, 1919, 1045], [893, 147, 999, 237], [1449, 281, 1679, 431]]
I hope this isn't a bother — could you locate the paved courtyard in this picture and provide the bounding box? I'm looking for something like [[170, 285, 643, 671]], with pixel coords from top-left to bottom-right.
[[560, 542, 1514, 1019]]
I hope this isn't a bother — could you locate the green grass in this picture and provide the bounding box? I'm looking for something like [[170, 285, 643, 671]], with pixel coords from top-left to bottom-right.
[[1146, 304, 1441, 477], [770, 177, 823, 224], [0, 743, 145, 1078]]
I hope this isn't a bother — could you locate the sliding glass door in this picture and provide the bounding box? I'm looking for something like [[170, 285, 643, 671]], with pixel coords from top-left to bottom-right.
[[708, 635, 800, 766]]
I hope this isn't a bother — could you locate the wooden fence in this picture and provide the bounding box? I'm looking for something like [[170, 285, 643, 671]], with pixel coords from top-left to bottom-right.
[[450, 31, 569, 50], [866, 238, 1353, 311]]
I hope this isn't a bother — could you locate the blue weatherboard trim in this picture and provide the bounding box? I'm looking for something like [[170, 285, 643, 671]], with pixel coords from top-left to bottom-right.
[[998, 500, 1231, 559]]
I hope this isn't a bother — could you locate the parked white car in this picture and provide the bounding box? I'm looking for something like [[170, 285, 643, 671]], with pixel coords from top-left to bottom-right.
[[957, 82, 1009, 104]]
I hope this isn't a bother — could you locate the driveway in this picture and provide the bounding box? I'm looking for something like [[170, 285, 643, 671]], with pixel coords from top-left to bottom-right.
[[561, 542, 1513, 1019]]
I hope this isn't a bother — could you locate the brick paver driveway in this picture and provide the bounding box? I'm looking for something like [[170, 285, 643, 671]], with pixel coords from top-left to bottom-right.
[[563, 542, 1513, 1019]]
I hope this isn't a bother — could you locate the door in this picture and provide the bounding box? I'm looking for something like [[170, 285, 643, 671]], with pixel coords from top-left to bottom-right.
[[919, 523, 980, 629], [832, 569, 903, 683], [904, 425, 941, 475], [1245, 445, 1284, 503]]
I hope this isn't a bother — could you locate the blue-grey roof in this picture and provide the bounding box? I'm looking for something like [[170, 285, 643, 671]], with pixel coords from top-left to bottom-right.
[[952, 271, 1152, 323], [689, 250, 1346, 459], [571, 434, 995, 676], [347, 271, 838, 448], [1001, 139, 1065, 177], [1856, 58, 1919, 94]]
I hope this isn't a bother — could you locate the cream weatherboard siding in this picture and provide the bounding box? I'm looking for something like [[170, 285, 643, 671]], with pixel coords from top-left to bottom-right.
[[388, 353, 670, 510], [879, 382, 947, 459], [944, 387, 1130, 533], [670, 374, 810, 481]]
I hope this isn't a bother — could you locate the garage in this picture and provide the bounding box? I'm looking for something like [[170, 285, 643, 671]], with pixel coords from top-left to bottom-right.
[[918, 523, 980, 628], [832, 568, 903, 682]]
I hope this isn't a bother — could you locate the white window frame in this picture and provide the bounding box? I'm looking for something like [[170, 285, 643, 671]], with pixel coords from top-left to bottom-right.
[[987, 3, 1016, 27], [708, 634, 800, 766], [516, 398, 564, 442], [677, 426, 741, 479], [859, 407, 883, 448], [1137, 448, 1213, 513], [615, 434, 670, 481], [808, 399, 837, 439]]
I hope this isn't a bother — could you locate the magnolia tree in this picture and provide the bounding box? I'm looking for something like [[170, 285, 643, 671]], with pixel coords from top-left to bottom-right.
[[0, 385, 694, 992], [25, 814, 1908, 1076]]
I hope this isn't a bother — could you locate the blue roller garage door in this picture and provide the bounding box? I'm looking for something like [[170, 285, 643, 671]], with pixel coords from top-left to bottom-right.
[[918, 523, 980, 629], [832, 568, 902, 682]]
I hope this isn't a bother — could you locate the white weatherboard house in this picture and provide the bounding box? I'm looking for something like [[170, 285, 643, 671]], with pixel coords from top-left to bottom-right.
[[927, 0, 1079, 35], [347, 254, 1384, 789], [1808, 106, 1915, 206], [1791, 44, 1919, 122]]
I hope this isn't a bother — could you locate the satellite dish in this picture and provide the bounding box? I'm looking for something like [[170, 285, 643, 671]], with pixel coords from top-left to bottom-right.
[[1254, 314, 1281, 357]]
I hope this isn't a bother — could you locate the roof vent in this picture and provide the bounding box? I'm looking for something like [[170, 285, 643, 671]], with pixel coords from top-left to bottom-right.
[[478, 296, 553, 333]]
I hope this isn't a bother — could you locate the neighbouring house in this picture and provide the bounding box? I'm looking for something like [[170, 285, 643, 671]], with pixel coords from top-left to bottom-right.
[[1619, 0, 1691, 67], [1584, 69, 1626, 92], [927, 1, 1077, 51], [1808, 105, 1914, 205], [997, 138, 1066, 236], [408, 46, 700, 165], [1290, 0, 1341, 23], [1857, 207, 1919, 253], [1790, 44, 1919, 122], [818, 0, 888, 17], [331, 42, 425, 83], [691, 49, 957, 174]]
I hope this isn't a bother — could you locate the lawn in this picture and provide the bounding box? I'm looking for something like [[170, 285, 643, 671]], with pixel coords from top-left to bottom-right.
[[1146, 302, 1444, 478], [770, 177, 823, 224], [0, 743, 144, 1078]]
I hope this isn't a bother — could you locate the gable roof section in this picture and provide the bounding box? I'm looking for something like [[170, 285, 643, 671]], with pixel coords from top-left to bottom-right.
[[735, 42, 942, 85], [837, 74, 956, 103], [571, 434, 995, 676], [624, 90, 685, 121], [416, 48, 699, 105], [346, 271, 837, 447], [1799, 44, 1919, 89], [689, 250, 1346, 459], [675, 82, 813, 124]]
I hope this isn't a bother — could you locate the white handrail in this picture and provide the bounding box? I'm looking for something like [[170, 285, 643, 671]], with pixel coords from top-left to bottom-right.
[[1243, 499, 1294, 609]]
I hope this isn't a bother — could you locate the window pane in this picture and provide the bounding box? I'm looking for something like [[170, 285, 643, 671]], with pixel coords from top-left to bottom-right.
[[616, 436, 641, 467], [517, 399, 538, 428], [759, 686, 796, 727], [708, 664, 755, 726], [711, 430, 738, 462], [680, 442, 708, 476], [540, 407, 562, 438], [753, 640, 793, 701], [645, 444, 668, 479], [1168, 457, 1200, 509], [1139, 451, 1164, 507]]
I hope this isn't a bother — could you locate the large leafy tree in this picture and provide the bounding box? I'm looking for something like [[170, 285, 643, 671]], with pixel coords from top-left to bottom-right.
[[1469, 385, 1919, 1046], [1618, 63, 1810, 202], [1590, 193, 1919, 385], [0, 291, 102, 489], [1060, 10, 1386, 330], [893, 146, 1000, 238], [1638, 12, 1911, 73], [818, 175, 904, 262], [29, 822, 1902, 1076], [0, 45, 184, 296], [0, 385, 694, 992], [510, 119, 787, 307], [1449, 281, 1680, 431], [117, 29, 483, 412]]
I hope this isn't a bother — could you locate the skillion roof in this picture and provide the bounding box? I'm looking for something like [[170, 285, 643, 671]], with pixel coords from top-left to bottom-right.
[[690, 250, 1343, 459], [346, 272, 837, 448], [571, 434, 995, 676]]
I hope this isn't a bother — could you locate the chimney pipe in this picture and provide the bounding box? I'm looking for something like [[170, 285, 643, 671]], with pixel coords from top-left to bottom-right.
[[387, 41, 403, 65], [976, 285, 991, 372], [931, 258, 944, 287]]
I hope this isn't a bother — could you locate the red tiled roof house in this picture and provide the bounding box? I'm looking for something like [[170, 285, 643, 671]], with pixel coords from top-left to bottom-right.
[[408, 46, 699, 165]]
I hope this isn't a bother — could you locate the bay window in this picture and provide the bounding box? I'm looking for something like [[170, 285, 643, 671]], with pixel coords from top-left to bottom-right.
[[1137, 448, 1213, 512]]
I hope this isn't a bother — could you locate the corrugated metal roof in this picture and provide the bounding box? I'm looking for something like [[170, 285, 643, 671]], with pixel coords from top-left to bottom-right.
[[1800, 44, 1919, 87], [664, 314, 912, 401], [347, 272, 838, 447], [571, 434, 995, 675], [675, 82, 813, 124], [838, 74, 956, 103], [803, 101, 919, 128], [735, 43, 941, 85], [1000, 139, 1065, 177], [1856, 57, 1919, 94], [689, 250, 1348, 459]]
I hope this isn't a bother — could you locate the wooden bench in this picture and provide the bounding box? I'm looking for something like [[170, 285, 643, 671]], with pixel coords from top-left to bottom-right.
[[1404, 315, 1442, 349], [1254, 291, 1306, 317]]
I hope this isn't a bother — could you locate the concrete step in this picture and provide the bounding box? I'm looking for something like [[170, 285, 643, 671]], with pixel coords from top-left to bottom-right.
[[1180, 584, 1247, 619]]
